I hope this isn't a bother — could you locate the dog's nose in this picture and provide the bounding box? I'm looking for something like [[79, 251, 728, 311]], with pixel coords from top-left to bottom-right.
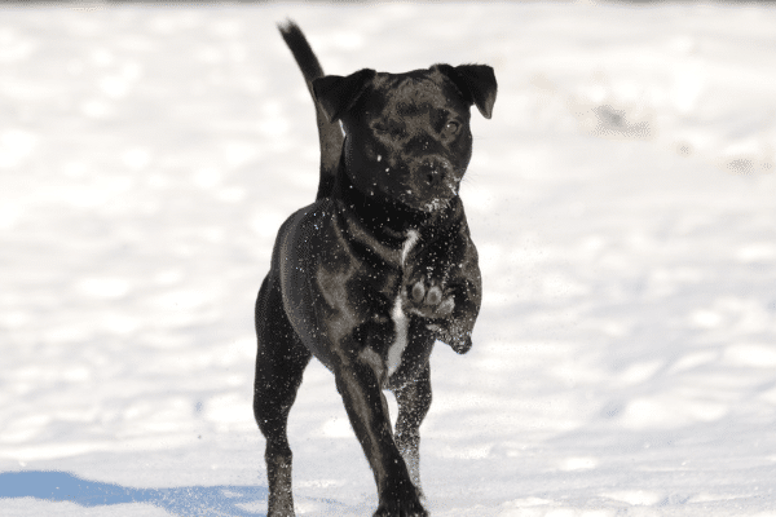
[[420, 160, 447, 186], [426, 168, 441, 186]]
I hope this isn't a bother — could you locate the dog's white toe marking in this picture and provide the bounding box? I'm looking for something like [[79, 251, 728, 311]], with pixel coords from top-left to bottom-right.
[[387, 229, 420, 377]]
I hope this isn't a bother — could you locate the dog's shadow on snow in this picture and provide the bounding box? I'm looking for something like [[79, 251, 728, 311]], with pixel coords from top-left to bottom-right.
[[0, 470, 274, 516]]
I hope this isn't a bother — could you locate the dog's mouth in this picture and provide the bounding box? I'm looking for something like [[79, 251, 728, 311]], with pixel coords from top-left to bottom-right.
[[404, 181, 458, 213], [422, 198, 452, 213]]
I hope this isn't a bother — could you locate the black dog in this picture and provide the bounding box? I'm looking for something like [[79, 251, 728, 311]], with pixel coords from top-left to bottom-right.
[[253, 21, 496, 517]]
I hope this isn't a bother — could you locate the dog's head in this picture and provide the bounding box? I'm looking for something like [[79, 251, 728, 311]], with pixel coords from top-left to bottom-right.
[[313, 65, 496, 213]]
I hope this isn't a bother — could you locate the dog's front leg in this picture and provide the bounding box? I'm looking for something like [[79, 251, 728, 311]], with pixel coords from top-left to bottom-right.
[[394, 364, 432, 496], [334, 356, 428, 517]]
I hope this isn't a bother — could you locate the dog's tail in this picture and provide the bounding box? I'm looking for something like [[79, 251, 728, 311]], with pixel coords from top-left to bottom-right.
[[278, 20, 342, 200]]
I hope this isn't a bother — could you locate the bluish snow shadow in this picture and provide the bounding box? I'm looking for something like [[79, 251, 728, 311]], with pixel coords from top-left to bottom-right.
[[0, 470, 269, 516]]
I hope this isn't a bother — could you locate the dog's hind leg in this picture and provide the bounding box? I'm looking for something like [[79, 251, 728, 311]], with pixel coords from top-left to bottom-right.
[[394, 364, 432, 496], [254, 275, 311, 517]]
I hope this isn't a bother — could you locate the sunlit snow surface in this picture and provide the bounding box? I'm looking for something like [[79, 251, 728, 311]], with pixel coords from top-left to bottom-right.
[[2, 2, 776, 516]]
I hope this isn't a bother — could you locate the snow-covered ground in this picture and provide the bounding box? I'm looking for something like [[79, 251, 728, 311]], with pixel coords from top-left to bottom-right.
[[2, 2, 776, 516]]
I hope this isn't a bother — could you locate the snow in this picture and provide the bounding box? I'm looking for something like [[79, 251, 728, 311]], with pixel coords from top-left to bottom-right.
[[2, 1, 776, 516]]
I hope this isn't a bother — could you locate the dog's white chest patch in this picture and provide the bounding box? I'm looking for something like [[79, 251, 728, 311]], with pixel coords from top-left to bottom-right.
[[386, 230, 420, 377]]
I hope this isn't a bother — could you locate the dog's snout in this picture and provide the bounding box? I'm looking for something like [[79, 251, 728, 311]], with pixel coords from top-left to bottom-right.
[[419, 159, 452, 187]]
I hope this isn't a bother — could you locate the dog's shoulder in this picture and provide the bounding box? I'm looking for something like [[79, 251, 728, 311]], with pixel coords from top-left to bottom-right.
[[275, 198, 338, 251]]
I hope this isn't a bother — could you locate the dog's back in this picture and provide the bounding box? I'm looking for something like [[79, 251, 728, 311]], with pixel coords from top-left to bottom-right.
[[278, 21, 342, 200]]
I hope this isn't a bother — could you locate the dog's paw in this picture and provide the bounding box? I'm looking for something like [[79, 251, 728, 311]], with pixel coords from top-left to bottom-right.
[[373, 506, 427, 517], [406, 279, 455, 319], [405, 279, 474, 354], [373, 495, 428, 517], [373, 476, 427, 517]]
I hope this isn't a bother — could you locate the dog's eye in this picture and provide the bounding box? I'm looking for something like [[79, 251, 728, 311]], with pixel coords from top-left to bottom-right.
[[443, 120, 461, 137]]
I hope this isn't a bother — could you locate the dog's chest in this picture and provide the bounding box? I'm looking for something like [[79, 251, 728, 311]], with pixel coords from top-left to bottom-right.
[[386, 229, 420, 377]]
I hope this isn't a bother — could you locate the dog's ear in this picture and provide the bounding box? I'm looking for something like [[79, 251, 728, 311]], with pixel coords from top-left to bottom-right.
[[434, 64, 497, 120], [312, 68, 376, 123]]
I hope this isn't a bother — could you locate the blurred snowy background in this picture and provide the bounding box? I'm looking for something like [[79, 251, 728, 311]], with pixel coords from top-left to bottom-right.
[[1, 2, 775, 516]]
